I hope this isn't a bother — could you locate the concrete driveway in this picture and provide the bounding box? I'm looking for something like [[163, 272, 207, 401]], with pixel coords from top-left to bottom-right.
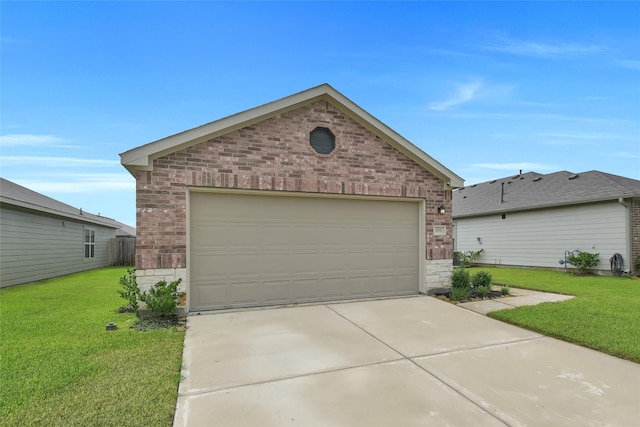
[[174, 296, 639, 426]]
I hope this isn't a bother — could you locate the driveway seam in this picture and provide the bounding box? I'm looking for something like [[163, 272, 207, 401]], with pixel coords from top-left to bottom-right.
[[411, 335, 546, 359], [325, 304, 516, 427], [178, 357, 407, 398]]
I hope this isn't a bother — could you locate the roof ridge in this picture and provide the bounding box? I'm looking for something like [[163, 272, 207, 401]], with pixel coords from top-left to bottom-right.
[[591, 170, 640, 195]]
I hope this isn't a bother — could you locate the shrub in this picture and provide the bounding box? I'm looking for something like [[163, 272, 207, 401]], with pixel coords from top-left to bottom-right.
[[451, 268, 471, 289], [140, 279, 181, 318], [450, 268, 471, 301], [117, 268, 141, 311], [567, 251, 600, 275], [458, 249, 484, 268], [471, 271, 492, 289], [500, 284, 511, 296], [470, 271, 492, 299]]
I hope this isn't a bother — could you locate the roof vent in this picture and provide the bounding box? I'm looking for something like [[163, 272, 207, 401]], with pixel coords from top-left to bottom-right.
[[471, 184, 477, 188], [568, 174, 580, 180], [519, 176, 525, 180], [490, 180, 496, 184], [533, 177, 542, 182], [463, 195, 467, 199], [507, 181, 512, 184]]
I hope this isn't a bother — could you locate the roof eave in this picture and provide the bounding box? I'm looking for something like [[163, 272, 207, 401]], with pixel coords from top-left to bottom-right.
[[1, 197, 118, 228], [453, 194, 639, 219]]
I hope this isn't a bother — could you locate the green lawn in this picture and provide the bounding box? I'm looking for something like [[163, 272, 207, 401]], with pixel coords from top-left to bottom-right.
[[478, 267, 640, 363], [0, 267, 185, 426]]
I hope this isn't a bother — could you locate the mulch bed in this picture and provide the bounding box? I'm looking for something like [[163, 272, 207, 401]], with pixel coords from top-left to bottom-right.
[[117, 306, 187, 331], [432, 289, 505, 304], [133, 315, 185, 331]]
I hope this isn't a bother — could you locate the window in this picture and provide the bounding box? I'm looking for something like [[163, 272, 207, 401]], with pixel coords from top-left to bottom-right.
[[84, 228, 95, 258], [309, 127, 335, 154]]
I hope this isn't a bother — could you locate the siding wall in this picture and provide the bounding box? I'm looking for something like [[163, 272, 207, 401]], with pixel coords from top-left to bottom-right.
[[454, 201, 628, 272], [0, 206, 115, 288]]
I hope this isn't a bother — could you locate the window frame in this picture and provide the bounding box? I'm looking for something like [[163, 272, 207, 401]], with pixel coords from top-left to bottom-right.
[[84, 227, 95, 259], [309, 127, 336, 155]]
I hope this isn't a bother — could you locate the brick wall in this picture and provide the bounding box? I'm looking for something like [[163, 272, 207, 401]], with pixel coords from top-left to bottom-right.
[[632, 198, 640, 273], [135, 99, 452, 272]]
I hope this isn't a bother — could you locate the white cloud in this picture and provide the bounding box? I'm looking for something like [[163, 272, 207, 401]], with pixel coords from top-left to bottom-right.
[[13, 174, 135, 193], [616, 60, 640, 70], [538, 132, 620, 140], [608, 151, 640, 159], [0, 134, 77, 148], [430, 111, 631, 125], [1, 156, 119, 167], [539, 140, 580, 146], [428, 80, 484, 111], [484, 34, 601, 58], [472, 162, 557, 171]]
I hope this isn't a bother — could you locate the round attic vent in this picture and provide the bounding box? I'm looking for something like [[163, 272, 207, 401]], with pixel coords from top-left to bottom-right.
[[310, 127, 335, 154]]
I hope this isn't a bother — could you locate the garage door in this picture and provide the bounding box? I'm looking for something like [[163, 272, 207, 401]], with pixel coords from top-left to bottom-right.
[[189, 191, 420, 311]]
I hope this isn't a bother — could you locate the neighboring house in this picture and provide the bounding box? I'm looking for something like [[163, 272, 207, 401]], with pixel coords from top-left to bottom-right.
[[452, 170, 640, 274], [0, 178, 134, 288], [121, 83, 463, 312]]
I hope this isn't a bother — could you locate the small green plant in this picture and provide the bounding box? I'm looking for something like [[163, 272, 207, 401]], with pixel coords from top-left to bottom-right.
[[450, 286, 471, 301], [471, 270, 492, 299], [117, 268, 141, 311], [475, 284, 491, 299], [500, 284, 511, 296], [567, 251, 600, 275], [458, 249, 484, 268], [450, 268, 471, 301], [140, 278, 181, 318]]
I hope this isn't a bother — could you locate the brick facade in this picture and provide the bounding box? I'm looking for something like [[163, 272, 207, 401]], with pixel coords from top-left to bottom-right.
[[135, 100, 453, 288], [632, 198, 640, 274]]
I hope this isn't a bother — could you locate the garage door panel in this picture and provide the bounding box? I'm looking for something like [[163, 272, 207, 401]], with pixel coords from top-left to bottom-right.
[[190, 192, 420, 311]]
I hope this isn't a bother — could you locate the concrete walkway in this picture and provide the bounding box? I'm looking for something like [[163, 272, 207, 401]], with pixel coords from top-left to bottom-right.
[[174, 296, 639, 426], [457, 287, 575, 315]]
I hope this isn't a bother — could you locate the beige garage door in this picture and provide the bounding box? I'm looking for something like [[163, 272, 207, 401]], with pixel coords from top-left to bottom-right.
[[189, 192, 420, 311]]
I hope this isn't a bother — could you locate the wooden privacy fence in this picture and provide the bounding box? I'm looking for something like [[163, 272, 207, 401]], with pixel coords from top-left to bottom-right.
[[110, 237, 136, 266]]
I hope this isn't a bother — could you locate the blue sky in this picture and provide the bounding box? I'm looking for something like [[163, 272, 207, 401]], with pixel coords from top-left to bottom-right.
[[2, 1, 639, 227]]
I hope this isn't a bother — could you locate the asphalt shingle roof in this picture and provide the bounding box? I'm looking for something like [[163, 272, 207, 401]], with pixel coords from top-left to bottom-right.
[[453, 170, 640, 218], [0, 177, 134, 234]]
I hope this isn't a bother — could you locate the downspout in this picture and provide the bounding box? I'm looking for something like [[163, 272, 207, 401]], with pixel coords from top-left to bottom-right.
[[619, 198, 632, 274]]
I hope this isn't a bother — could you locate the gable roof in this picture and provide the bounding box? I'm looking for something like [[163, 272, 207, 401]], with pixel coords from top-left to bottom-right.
[[453, 170, 640, 218], [0, 177, 134, 233], [120, 83, 464, 188]]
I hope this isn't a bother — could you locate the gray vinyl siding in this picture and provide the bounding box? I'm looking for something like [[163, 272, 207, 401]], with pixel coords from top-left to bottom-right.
[[0, 206, 115, 288], [454, 201, 628, 273]]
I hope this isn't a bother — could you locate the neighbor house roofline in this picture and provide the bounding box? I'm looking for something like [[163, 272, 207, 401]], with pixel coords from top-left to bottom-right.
[[0, 177, 132, 231], [452, 170, 640, 218], [120, 83, 464, 188]]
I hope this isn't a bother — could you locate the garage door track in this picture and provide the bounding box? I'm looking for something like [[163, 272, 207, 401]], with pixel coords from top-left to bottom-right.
[[174, 297, 639, 426]]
